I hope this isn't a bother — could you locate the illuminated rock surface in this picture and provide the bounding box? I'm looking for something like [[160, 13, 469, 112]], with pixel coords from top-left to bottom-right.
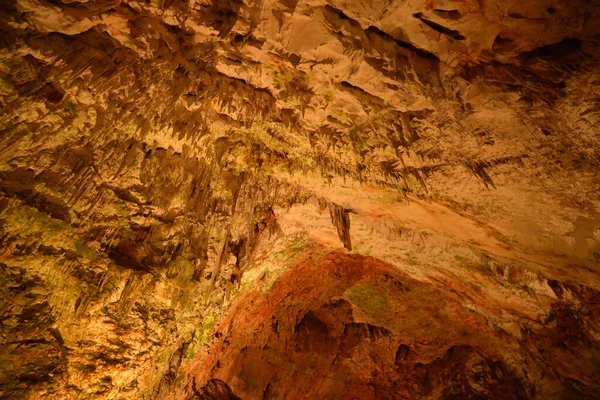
[[1, 0, 599, 398]]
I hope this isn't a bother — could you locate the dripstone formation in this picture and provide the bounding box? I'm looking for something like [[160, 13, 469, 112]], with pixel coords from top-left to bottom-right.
[[1, 0, 599, 398]]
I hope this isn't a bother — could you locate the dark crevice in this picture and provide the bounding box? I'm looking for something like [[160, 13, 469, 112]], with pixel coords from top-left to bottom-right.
[[324, 4, 363, 30], [413, 12, 465, 40], [395, 344, 410, 365], [365, 25, 440, 61], [492, 36, 515, 52], [520, 38, 582, 60], [192, 378, 242, 400], [433, 9, 462, 20], [339, 80, 385, 104]]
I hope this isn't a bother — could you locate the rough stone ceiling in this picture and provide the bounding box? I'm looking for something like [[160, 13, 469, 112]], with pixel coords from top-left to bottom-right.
[[0, 0, 600, 399]]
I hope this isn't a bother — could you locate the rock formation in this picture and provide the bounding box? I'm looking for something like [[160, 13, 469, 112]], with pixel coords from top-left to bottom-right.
[[0, 0, 599, 398]]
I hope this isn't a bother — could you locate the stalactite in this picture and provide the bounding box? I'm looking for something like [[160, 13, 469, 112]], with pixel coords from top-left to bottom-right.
[[0, 0, 598, 397], [328, 202, 352, 251]]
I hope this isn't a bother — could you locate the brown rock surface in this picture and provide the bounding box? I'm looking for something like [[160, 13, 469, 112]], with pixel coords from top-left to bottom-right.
[[1, 0, 599, 398]]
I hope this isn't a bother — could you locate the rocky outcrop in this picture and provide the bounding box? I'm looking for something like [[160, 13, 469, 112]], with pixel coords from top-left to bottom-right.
[[170, 251, 600, 399], [0, 0, 599, 398]]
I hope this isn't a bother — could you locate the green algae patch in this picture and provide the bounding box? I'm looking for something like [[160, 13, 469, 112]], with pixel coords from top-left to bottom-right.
[[184, 310, 219, 362], [166, 257, 196, 282], [74, 240, 101, 261], [2, 203, 71, 248], [344, 283, 390, 320], [454, 255, 492, 274], [240, 236, 314, 294], [273, 238, 311, 260]]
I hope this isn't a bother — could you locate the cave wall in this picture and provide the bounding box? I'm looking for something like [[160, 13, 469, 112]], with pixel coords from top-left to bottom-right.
[[1, 0, 600, 398]]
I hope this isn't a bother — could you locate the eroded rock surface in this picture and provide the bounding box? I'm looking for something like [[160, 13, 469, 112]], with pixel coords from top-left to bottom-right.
[[173, 251, 600, 399], [1, 0, 599, 398]]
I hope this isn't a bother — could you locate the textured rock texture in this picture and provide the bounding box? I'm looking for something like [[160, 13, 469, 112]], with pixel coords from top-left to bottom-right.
[[173, 251, 600, 399], [0, 0, 599, 398]]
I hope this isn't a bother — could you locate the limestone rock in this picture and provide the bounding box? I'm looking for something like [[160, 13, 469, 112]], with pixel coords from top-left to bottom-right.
[[0, 0, 599, 398]]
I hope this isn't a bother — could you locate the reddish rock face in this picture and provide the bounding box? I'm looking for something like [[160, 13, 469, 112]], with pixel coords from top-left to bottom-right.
[[173, 251, 600, 400]]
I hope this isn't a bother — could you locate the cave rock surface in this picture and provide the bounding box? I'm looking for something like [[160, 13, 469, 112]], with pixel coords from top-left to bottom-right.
[[1, 0, 600, 398]]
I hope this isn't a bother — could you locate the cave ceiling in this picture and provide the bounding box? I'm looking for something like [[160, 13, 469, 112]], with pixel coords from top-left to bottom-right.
[[1, 0, 600, 398]]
